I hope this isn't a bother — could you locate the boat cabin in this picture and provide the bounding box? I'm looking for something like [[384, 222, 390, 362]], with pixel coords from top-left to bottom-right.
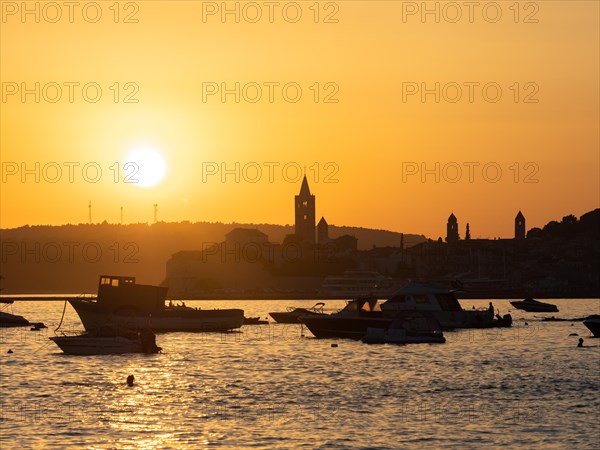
[[382, 283, 463, 312], [97, 275, 168, 312]]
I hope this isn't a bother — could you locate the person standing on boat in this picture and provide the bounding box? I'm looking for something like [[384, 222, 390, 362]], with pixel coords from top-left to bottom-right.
[[488, 302, 494, 316]]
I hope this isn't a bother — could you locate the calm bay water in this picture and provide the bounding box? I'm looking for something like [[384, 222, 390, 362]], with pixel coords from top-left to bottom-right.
[[1, 298, 599, 449]]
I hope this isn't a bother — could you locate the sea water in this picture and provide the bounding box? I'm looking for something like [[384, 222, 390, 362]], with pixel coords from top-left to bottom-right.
[[1, 299, 599, 449]]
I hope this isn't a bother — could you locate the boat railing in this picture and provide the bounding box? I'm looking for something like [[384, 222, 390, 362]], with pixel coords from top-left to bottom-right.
[[54, 329, 85, 337]]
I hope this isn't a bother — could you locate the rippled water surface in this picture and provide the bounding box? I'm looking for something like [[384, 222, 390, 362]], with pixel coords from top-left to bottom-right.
[[1, 299, 599, 449]]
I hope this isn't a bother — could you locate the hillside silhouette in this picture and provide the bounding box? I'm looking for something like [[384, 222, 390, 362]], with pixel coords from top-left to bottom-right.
[[0, 221, 425, 294]]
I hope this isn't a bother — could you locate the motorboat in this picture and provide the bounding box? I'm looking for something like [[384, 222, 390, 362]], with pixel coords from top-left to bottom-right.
[[362, 313, 446, 344], [0, 299, 30, 327], [269, 302, 325, 324], [50, 327, 161, 355], [243, 316, 269, 325], [299, 296, 392, 339], [582, 315, 600, 337], [69, 275, 244, 332], [510, 298, 559, 313], [381, 282, 512, 329], [0, 310, 29, 327]]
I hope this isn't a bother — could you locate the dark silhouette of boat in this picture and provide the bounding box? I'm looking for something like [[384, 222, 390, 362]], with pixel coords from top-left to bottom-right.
[[269, 302, 325, 324], [69, 275, 244, 332], [50, 326, 161, 355], [510, 298, 559, 312], [382, 282, 512, 329], [583, 315, 600, 337], [362, 312, 446, 344], [0, 299, 30, 327], [539, 316, 586, 322], [243, 316, 269, 325], [299, 297, 391, 339]]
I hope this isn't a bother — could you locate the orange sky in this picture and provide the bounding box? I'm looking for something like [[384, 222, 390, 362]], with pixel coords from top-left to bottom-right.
[[1, 1, 598, 239]]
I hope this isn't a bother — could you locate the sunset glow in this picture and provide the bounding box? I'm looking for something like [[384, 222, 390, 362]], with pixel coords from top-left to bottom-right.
[[1, 1, 598, 237], [125, 148, 167, 188]]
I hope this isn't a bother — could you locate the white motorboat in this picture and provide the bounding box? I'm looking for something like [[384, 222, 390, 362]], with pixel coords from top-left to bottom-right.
[[381, 282, 512, 329], [50, 328, 161, 355]]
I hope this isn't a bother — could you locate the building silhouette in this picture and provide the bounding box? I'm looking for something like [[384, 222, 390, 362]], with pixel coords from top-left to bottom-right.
[[446, 213, 459, 242], [317, 216, 329, 245], [295, 176, 316, 246], [515, 211, 526, 240]]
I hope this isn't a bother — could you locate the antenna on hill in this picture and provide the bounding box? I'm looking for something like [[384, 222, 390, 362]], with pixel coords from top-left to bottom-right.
[[88, 201, 92, 224], [153, 204, 158, 224]]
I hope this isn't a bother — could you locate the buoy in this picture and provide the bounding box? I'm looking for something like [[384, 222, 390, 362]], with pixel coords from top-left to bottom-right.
[[7, 349, 13, 354], [126, 375, 135, 386], [577, 338, 584, 348]]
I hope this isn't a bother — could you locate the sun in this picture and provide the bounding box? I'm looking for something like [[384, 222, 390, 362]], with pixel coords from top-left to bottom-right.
[[125, 148, 166, 188]]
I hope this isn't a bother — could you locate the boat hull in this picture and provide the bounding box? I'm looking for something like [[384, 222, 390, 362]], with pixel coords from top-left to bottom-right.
[[0, 311, 29, 327], [300, 315, 392, 339], [69, 300, 244, 332], [269, 310, 322, 324], [362, 328, 446, 344], [432, 311, 512, 329], [50, 336, 145, 355], [510, 301, 559, 313], [583, 316, 600, 337]]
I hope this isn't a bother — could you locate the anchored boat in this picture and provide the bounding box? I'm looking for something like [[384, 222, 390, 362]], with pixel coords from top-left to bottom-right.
[[510, 298, 559, 313], [381, 282, 512, 329], [269, 302, 325, 324], [0, 297, 31, 327], [299, 296, 391, 339], [69, 275, 244, 332], [50, 327, 161, 355]]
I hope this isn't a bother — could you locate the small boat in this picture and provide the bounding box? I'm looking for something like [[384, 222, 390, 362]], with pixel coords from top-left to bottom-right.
[[0, 310, 30, 327], [0, 299, 30, 327], [362, 313, 446, 344], [269, 302, 325, 324], [69, 275, 244, 332], [583, 315, 600, 337], [539, 316, 586, 322], [243, 316, 269, 325], [50, 327, 161, 355], [510, 298, 559, 313], [300, 297, 390, 339]]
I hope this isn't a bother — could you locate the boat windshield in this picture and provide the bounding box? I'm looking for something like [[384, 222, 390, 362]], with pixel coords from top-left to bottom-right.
[[362, 300, 381, 312], [342, 297, 379, 312], [436, 293, 462, 311]]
